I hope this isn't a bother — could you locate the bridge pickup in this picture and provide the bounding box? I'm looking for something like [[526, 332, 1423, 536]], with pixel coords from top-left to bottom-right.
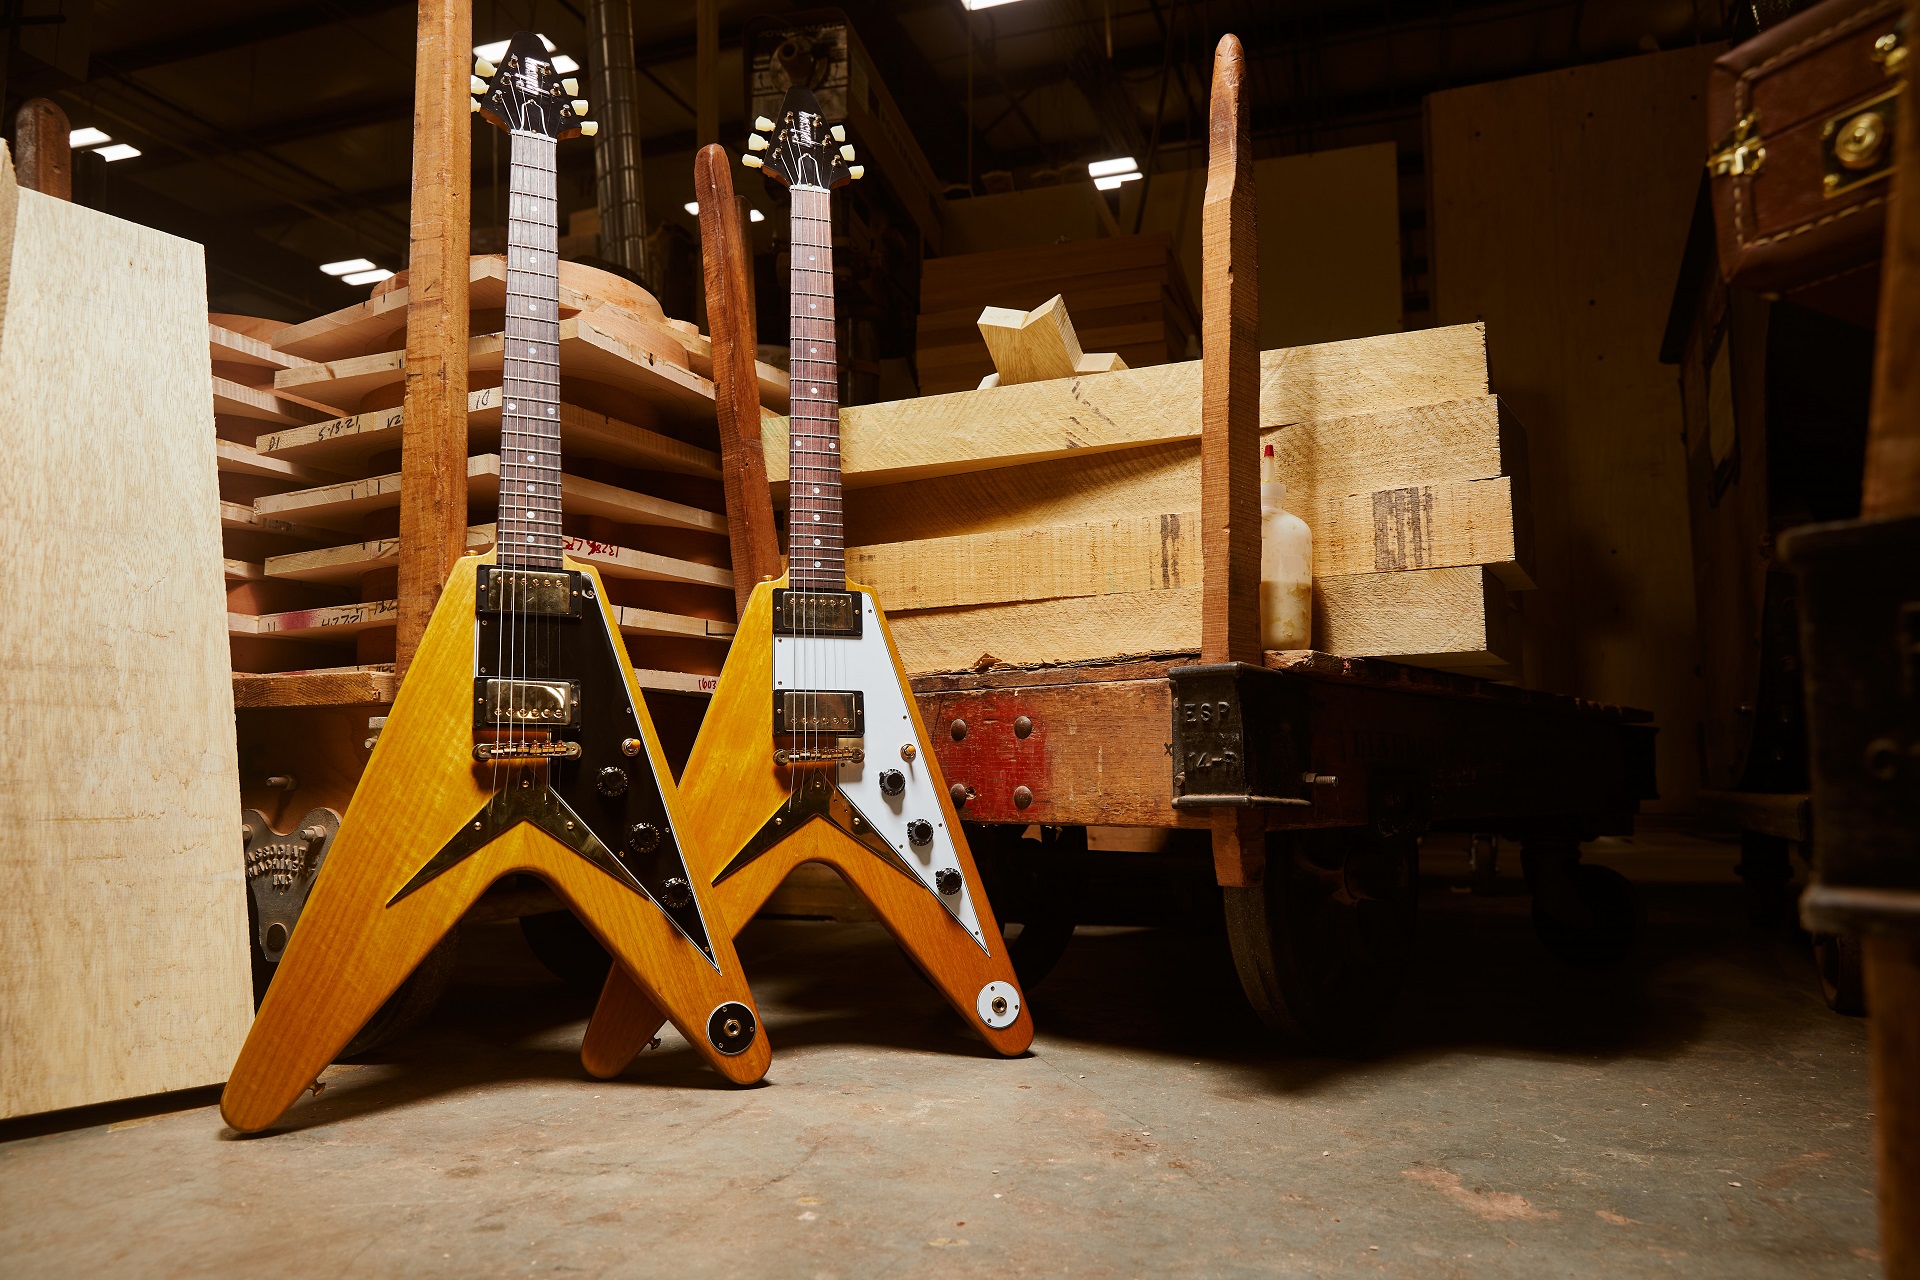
[[474, 678, 581, 729], [773, 689, 864, 734], [771, 588, 862, 637], [477, 565, 583, 617]]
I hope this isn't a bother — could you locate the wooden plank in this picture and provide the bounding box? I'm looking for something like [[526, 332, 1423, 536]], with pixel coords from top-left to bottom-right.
[[210, 323, 313, 372], [214, 437, 331, 484], [980, 295, 1106, 386], [695, 143, 781, 614], [634, 667, 721, 694], [264, 526, 494, 585], [845, 478, 1527, 612], [225, 558, 264, 581], [214, 374, 330, 425], [232, 598, 400, 639], [277, 316, 718, 419], [254, 387, 719, 477], [883, 567, 1515, 675], [256, 455, 725, 534], [219, 499, 334, 542], [13, 98, 69, 199], [0, 171, 253, 1118], [232, 668, 398, 708], [765, 324, 1489, 488], [614, 606, 736, 641], [1429, 47, 1716, 803]]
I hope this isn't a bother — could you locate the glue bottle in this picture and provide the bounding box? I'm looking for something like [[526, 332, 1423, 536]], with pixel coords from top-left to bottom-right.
[[1259, 443, 1313, 650]]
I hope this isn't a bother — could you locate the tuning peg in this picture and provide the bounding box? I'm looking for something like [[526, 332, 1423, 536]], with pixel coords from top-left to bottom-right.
[[747, 134, 769, 152], [839, 144, 856, 162], [474, 57, 496, 78], [570, 98, 590, 115], [561, 77, 579, 97], [848, 164, 865, 180], [831, 125, 846, 142], [471, 75, 488, 95], [470, 98, 482, 114], [579, 121, 599, 137], [742, 153, 764, 169], [754, 115, 775, 132]]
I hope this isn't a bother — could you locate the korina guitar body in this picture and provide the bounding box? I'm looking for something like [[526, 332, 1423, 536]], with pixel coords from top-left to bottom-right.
[[578, 89, 1032, 1077], [221, 34, 767, 1133]]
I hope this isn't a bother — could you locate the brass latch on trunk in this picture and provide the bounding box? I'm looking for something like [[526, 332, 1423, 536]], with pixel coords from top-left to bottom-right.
[[1709, 112, 1766, 178]]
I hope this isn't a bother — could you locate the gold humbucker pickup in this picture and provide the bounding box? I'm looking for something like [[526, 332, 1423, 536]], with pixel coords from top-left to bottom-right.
[[474, 678, 581, 728], [771, 588, 862, 637], [477, 565, 583, 617], [773, 690, 864, 734]]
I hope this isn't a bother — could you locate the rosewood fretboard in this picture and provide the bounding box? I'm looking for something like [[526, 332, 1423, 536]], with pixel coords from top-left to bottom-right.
[[785, 184, 843, 592], [496, 129, 565, 571]]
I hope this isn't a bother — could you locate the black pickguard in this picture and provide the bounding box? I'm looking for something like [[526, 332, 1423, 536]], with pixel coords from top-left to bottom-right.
[[388, 582, 717, 966]]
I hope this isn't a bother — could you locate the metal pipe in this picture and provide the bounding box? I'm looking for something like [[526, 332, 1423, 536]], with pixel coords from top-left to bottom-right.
[[588, 0, 648, 282]]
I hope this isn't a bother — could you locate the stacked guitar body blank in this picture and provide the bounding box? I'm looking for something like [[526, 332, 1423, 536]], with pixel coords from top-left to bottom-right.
[[222, 41, 1028, 1133]]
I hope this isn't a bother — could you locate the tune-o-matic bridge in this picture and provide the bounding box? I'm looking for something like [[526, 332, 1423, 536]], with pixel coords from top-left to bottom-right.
[[771, 588, 862, 637], [772, 689, 864, 734]]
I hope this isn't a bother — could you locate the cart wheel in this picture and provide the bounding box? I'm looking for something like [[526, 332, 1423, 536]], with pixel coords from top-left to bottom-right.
[[520, 909, 614, 993], [966, 823, 1082, 990], [339, 927, 462, 1058], [1223, 827, 1419, 1053], [1812, 932, 1867, 1015], [1529, 862, 1641, 968], [1735, 831, 1795, 928]]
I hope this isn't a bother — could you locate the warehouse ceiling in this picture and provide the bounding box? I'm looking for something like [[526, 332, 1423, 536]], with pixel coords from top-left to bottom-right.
[[11, 0, 1728, 318]]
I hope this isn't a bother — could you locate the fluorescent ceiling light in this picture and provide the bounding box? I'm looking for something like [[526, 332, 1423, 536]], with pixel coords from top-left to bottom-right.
[[552, 54, 579, 74], [319, 257, 376, 276], [68, 126, 110, 148], [475, 33, 557, 64], [1094, 172, 1142, 190], [342, 268, 394, 287], [685, 202, 766, 222], [1087, 156, 1138, 179], [961, 0, 1029, 9], [95, 143, 142, 162]]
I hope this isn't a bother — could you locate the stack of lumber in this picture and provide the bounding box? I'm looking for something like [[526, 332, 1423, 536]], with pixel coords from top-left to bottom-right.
[[228, 256, 776, 703], [914, 232, 1197, 395], [764, 321, 1533, 675]]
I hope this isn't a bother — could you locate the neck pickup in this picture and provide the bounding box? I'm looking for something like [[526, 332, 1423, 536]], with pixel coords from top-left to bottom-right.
[[771, 587, 862, 637]]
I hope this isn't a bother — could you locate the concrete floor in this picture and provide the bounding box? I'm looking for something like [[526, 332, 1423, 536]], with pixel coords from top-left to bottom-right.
[[0, 829, 1881, 1278]]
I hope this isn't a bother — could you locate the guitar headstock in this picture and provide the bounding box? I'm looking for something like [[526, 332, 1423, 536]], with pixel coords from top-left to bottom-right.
[[743, 86, 864, 189], [470, 31, 596, 140]]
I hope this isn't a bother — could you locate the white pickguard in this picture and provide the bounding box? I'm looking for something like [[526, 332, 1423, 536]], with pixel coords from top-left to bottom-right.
[[771, 590, 988, 951]]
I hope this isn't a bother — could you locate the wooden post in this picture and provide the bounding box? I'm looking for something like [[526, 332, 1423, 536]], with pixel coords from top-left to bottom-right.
[[696, 0, 719, 148], [1199, 34, 1264, 888], [12, 99, 69, 200], [395, 0, 473, 675], [695, 144, 780, 614], [1859, 10, 1920, 1271]]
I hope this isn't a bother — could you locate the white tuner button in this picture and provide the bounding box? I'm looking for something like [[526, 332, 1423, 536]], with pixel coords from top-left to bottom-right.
[[741, 153, 764, 168], [848, 165, 865, 180], [754, 115, 776, 132], [839, 144, 856, 161], [474, 57, 496, 78], [561, 77, 579, 97], [470, 98, 481, 113], [578, 121, 599, 137], [747, 134, 769, 151], [831, 124, 846, 142], [470, 75, 488, 95], [571, 99, 590, 115]]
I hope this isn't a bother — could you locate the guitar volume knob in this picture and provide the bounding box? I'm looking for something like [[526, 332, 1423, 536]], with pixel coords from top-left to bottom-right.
[[596, 766, 629, 797], [878, 769, 905, 796], [906, 819, 933, 846], [935, 868, 963, 896], [627, 821, 660, 854]]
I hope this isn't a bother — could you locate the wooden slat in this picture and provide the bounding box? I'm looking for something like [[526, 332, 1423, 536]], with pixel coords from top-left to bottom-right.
[[232, 668, 398, 708], [766, 324, 1489, 488], [255, 387, 721, 477], [210, 323, 313, 372], [231, 599, 399, 639], [214, 437, 331, 483], [224, 558, 264, 581], [277, 315, 719, 419], [219, 499, 334, 542], [214, 374, 330, 425], [265, 525, 729, 589], [613, 606, 736, 641], [255, 455, 725, 534]]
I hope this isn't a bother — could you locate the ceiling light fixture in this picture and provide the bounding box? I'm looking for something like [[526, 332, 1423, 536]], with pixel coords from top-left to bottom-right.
[[319, 258, 377, 277], [95, 144, 142, 162], [342, 268, 394, 287], [1087, 156, 1138, 179], [961, 0, 1029, 9], [1093, 172, 1141, 190], [68, 126, 111, 148]]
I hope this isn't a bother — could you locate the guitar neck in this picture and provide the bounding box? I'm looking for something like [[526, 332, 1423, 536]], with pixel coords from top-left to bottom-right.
[[785, 184, 844, 592], [498, 129, 565, 571]]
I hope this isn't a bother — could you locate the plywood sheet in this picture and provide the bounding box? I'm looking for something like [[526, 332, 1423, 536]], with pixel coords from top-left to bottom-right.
[[0, 161, 253, 1118], [1428, 47, 1715, 803]]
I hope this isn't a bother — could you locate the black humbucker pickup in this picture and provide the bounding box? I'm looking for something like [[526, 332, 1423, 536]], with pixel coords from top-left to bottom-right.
[[773, 689, 864, 734], [477, 565, 584, 617], [771, 588, 862, 637]]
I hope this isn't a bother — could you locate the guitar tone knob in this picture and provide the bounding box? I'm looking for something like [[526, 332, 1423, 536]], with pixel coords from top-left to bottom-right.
[[659, 876, 693, 909], [878, 769, 905, 797], [906, 819, 934, 846], [935, 868, 963, 896], [596, 766, 629, 797], [627, 821, 660, 854]]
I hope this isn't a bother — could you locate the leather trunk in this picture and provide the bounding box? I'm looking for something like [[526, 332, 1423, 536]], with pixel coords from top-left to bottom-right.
[[1709, 0, 1906, 295]]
